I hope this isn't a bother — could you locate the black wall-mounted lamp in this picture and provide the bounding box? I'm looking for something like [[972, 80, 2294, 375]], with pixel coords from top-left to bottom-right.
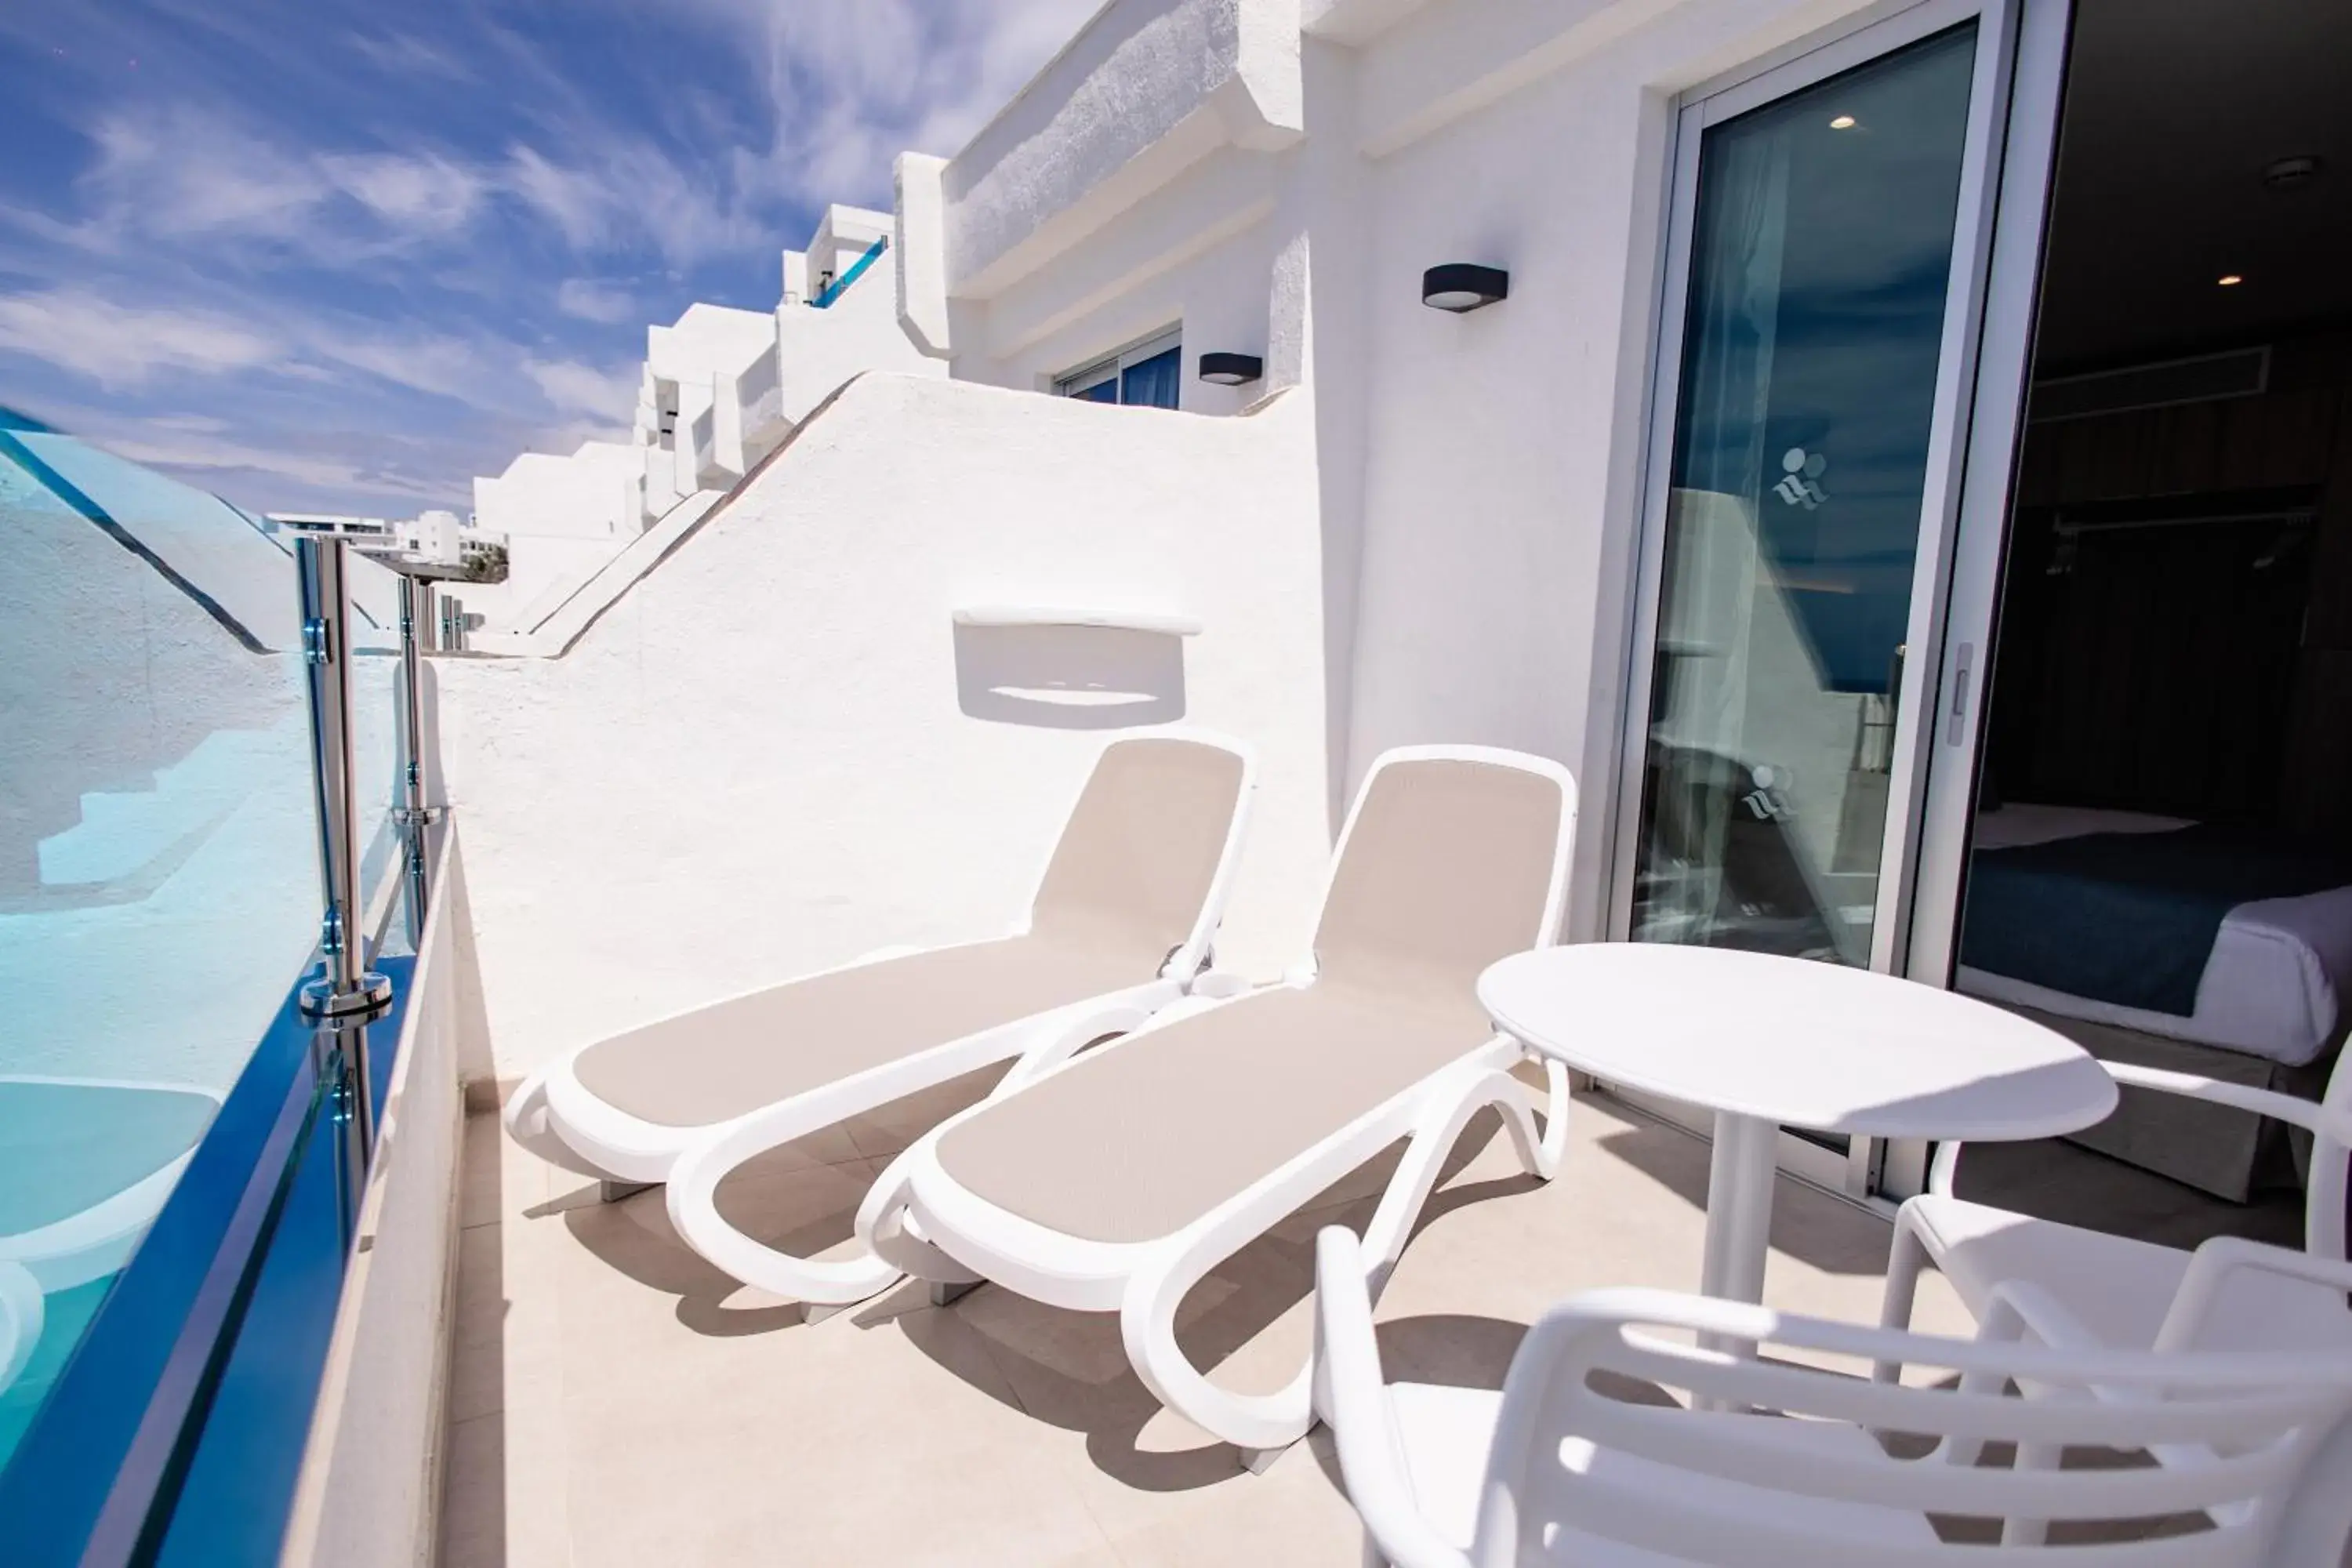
[[1421, 263, 1508, 313], [1198, 351, 1265, 387]]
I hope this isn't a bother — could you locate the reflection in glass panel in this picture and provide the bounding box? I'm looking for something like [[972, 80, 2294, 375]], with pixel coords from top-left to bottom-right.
[[0, 411, 317, 1473], [1632, 27, 1978, 963]]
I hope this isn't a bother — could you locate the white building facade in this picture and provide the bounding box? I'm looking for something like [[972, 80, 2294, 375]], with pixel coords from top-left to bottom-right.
[[445, 0, 2337, 1228], [871, 0, 2062, 975]]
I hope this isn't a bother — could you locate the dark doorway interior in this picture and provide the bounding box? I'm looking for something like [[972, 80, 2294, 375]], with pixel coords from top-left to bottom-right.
[[1953, 0, 2352, 1243]]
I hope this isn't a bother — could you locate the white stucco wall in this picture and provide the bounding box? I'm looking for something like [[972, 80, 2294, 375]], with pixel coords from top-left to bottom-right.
[[435, 372, 1331, 1085], [466, 445, 650, 631], [1339, 0, 1885, 934], [774, 243, 946, 426]]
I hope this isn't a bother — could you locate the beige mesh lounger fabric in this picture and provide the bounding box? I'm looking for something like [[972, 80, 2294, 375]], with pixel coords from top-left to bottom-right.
[[856, 745, 1578, 1460], [502, 731, 1254, 1308]]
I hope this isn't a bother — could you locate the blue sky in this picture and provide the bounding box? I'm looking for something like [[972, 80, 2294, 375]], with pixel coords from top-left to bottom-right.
[[0, 1, 1097, 515]]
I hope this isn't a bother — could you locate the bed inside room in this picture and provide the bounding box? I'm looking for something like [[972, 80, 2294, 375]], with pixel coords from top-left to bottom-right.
[[1947, 0, 2352, 1231]]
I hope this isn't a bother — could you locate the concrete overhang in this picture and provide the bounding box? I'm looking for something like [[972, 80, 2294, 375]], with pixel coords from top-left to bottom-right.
[[942, 0, 1305, 303], [1300, 0, 1438, 45], [1355, 0, 1697, 158]]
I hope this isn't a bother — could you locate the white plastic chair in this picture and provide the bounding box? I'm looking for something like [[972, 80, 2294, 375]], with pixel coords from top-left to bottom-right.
[[1315, 1228, 2352, 1567], [1878, 1053, 2352, 1364]]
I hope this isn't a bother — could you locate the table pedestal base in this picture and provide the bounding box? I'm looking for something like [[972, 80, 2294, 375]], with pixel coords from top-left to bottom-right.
[[1698, 1111, 1779, 1305], [1696, 1112, 1779, 1379]]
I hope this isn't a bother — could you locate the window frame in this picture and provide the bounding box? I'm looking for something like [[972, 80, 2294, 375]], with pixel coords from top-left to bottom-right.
[[1052, 326, 1183, 405]]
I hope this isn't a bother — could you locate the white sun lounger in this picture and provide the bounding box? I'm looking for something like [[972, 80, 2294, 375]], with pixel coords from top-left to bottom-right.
[[851, 746, 1577, 1463], [507, 731, 1255, 1306]]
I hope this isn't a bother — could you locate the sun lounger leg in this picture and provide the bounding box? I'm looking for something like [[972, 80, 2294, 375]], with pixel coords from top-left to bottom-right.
[[668, 1120, 911, 1306], [856, 1160, 982, 1290], [1240, 1443, 1290, 1475], [503, 1065, 618, 1181]]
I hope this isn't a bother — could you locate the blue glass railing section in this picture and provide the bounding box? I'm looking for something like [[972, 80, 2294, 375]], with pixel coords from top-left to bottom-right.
[[0, 408, 427, 1564]]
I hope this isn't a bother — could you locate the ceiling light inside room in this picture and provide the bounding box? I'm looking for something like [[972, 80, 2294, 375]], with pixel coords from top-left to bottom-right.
[[2263, 154, 2321, 190], [1830, 114, 1857, 130], [2217, 274, 2244, 287]]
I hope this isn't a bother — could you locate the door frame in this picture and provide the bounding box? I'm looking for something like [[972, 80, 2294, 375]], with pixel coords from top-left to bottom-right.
[[1598, 0, 2065, 1197], [1879, 0, 2077, 1197]]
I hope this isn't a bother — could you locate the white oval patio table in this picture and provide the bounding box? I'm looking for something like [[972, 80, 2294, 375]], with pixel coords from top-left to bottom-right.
[[1476, 944, 2118, 1312]]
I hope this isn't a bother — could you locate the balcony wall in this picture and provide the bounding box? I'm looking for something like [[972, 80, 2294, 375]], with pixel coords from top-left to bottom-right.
[[434, 372, 1333, 1087]]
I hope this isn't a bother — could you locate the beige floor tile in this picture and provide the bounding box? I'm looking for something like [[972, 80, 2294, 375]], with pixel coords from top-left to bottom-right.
[[839, 1063, 1006, 1160], [437, 1413, 506, 1568], [445, 1088, 2120, 1566], [452, 1223, 509, 1352], [459, 1112, 506, 1230]]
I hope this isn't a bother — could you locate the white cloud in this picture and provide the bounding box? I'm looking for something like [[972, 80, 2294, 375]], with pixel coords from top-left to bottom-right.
[[346, 30, 479, 83], [556, 278, 637, 324], [503, 138, 764, 267], [321, 151, 485, 231], [0, 289, 281, 389], [0, 2, 1110, 514], [94, 426, 456, 503], [524, 357, 639, 422], [720, 0, 1105, 198]]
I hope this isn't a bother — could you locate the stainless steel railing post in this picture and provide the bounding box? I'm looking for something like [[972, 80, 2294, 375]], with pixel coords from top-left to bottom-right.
[[394, 573, 443, 948], [294, 536, 390, 1149]]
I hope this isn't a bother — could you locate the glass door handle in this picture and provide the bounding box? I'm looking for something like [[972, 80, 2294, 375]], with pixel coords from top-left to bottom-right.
[[1945, 642, 1974, 746]]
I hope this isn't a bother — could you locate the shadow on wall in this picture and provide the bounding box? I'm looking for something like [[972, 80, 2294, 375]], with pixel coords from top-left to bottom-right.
[[953, 622, 1185, 729]]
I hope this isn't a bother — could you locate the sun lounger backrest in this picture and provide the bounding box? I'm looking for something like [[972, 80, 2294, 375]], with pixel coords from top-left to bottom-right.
[[1312, 750, 1573, 1002], [1029, 736, 1249, 974]]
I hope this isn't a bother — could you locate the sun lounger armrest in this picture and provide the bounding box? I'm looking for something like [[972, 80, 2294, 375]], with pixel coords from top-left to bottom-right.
[[1189, 969, 1258, 999], [2102, 1062, 2352, 1145], [1313, 1228, 1471, 1568]]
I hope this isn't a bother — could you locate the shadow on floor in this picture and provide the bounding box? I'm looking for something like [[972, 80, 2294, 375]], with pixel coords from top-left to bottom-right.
[[441, 1117, 509, 1568], [1951, 1134, 2304, 1251], [881, 1110, 1547, 1492], [556, 1068, 1011, 1337], [559, 1140, 873, 1338], [1592, 1114, 1896, 1276]]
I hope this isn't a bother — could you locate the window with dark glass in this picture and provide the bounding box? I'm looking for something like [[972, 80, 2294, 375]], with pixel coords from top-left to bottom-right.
[[1053, 328, 1181, 410]]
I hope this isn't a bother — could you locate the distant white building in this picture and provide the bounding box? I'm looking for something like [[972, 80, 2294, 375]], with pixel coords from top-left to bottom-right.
[[463, 205, 945, 638], [266, 508, 485, 571]]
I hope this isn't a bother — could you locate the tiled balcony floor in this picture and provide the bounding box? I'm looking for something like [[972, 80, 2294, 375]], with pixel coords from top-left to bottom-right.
[[440, 1081, 2012, 1567]]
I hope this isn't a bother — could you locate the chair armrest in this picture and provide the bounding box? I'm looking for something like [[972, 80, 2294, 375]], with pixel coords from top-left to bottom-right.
[[2154, 1236, 2352, 1353], [1313, 1228, 1470, 1568], [1978, 1277, 2107, 1356], [2102, 1062, 2352, 1145]]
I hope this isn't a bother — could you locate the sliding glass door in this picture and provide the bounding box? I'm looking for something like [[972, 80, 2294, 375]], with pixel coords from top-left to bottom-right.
[[1630, 22, 1980, 965], [1610, 0, 2044, 1192]]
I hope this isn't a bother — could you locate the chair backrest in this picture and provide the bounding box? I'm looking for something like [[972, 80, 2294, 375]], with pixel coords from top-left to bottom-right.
[[1027, 733, 1252, 975], [1474, 1287, 2352, 1566], [1310, 746, 1575, 1003], [2308, 1048, 2350, 1264]]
